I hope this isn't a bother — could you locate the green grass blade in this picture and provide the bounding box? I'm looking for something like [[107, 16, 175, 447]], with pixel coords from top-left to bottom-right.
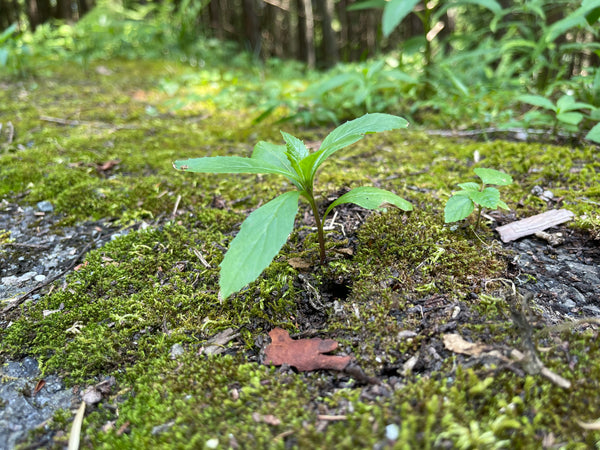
[[219, 191, 300, 299]]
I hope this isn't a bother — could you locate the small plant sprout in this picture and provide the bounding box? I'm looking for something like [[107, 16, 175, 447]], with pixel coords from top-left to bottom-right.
[[173, 113, 413, 299], [444, 168, 513, 229]]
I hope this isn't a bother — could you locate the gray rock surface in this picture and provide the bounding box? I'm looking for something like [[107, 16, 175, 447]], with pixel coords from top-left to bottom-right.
[[0, 357, 77, 449]]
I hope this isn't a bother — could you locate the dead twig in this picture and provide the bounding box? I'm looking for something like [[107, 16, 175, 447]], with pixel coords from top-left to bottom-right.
[[39, 115, 137, 131], [1, 121, 15, 144], [171, 194, 182, 218], [2, 242, 50, 249]]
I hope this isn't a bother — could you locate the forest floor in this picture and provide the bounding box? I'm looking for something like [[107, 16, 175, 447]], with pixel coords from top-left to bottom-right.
[[1, 59, 600, 449]]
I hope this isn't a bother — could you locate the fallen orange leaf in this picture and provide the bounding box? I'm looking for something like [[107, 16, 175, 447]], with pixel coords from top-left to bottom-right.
[[263, 327, 351, 372], [33, 379, 45, 395]]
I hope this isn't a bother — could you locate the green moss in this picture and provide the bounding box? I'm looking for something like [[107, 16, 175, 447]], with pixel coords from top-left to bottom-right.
[[1, 212, 300, 382], [3, 59, 600, 449]]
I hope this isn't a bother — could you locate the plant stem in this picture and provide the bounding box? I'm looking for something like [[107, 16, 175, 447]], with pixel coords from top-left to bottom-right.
[[305, 191, 327, 262], [475, 204, 482, 230]]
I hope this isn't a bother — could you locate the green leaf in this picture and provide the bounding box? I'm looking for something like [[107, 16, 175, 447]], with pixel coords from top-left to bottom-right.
[[308, 113, 409, 177], [557, 111, 584, 126], [444, 195, 474, 223], [454, 0, 502, 14], [468, 187, 500, 208], [556, 95, 595, 112], [585, 5, 600, 25], [546, 0, 600, 42], [0, 49, 8, 67], [308, 73, 358, 96], [441, 65, 469, 96], [473, 168, 513, 186], [457, 182, 480, 191], [497, 200, 509, 210], [251, 141, 293, 173], [347, 0, 387, 11], [173, 156, 297, 180], [585, 123, 600, 143], [0, 23, 17, 45], [382, 0, 421, 37], [219, 191, 300, 299], [387, 69, 418, 83], [518, 94, 556, 111], [323, 186, 412, 220], [281, 131, 309, 164]]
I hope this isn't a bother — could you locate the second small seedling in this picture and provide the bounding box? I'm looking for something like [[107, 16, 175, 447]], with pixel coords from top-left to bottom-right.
[[444, 168, 513, 229]]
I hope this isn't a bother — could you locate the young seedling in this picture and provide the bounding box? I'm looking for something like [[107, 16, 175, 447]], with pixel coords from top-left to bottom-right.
[[444, 168, 513, 230], [173, 113, 413, 299]]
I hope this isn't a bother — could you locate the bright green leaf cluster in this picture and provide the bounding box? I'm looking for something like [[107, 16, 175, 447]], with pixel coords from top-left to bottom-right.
[[444, 168, 513, 226], [174, 113, 412, 299], [518, 94, 596, 128]]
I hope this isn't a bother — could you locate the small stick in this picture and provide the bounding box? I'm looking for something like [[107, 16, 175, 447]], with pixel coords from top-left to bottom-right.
[[172, 194, 182, 218], [3, 242, 50, 249], [39, 115, 136, 130], [316, 415, 347, 421], [7, 121, 14, 143]]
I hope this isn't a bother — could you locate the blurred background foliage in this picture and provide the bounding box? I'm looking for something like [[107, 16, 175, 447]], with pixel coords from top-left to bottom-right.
[[0, 0, 599, 137]]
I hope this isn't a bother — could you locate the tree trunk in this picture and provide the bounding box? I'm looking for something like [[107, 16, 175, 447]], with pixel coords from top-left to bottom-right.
[[336, 0, 348, 61], [300, 0, 315, 67], [242, 0, 261, 54], [208, 0, 223, 39], [54, 0, 72, 20], [27, 0, 53, 31], [315, 0, 337, 67], [77, 0, 90, 18]]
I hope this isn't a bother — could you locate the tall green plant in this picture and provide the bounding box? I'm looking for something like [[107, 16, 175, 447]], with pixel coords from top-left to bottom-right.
[[493, 0, 600, 91], [173, 114, 412, 299], [0, 23, 31, 77], [349, 0, 502, 76]]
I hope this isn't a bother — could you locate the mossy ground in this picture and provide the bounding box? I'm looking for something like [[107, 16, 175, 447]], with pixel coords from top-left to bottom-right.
[[1, 59, 599, 448]]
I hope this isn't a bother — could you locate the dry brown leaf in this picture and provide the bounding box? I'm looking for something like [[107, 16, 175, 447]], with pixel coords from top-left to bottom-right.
[[443, 333, 491, 356], [116, 421, 130, 436], [252, 412, 281, 426], [201, 328, 239, 356], [287, 257, 312, 270], [33, 379, 45, 395], [97, 159, 121, 172], [263, 327, 351, 372], [74, 261, 88, 271]]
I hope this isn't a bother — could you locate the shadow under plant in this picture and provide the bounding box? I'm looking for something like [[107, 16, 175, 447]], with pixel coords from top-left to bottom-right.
[[0, 60, 599, 448]]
